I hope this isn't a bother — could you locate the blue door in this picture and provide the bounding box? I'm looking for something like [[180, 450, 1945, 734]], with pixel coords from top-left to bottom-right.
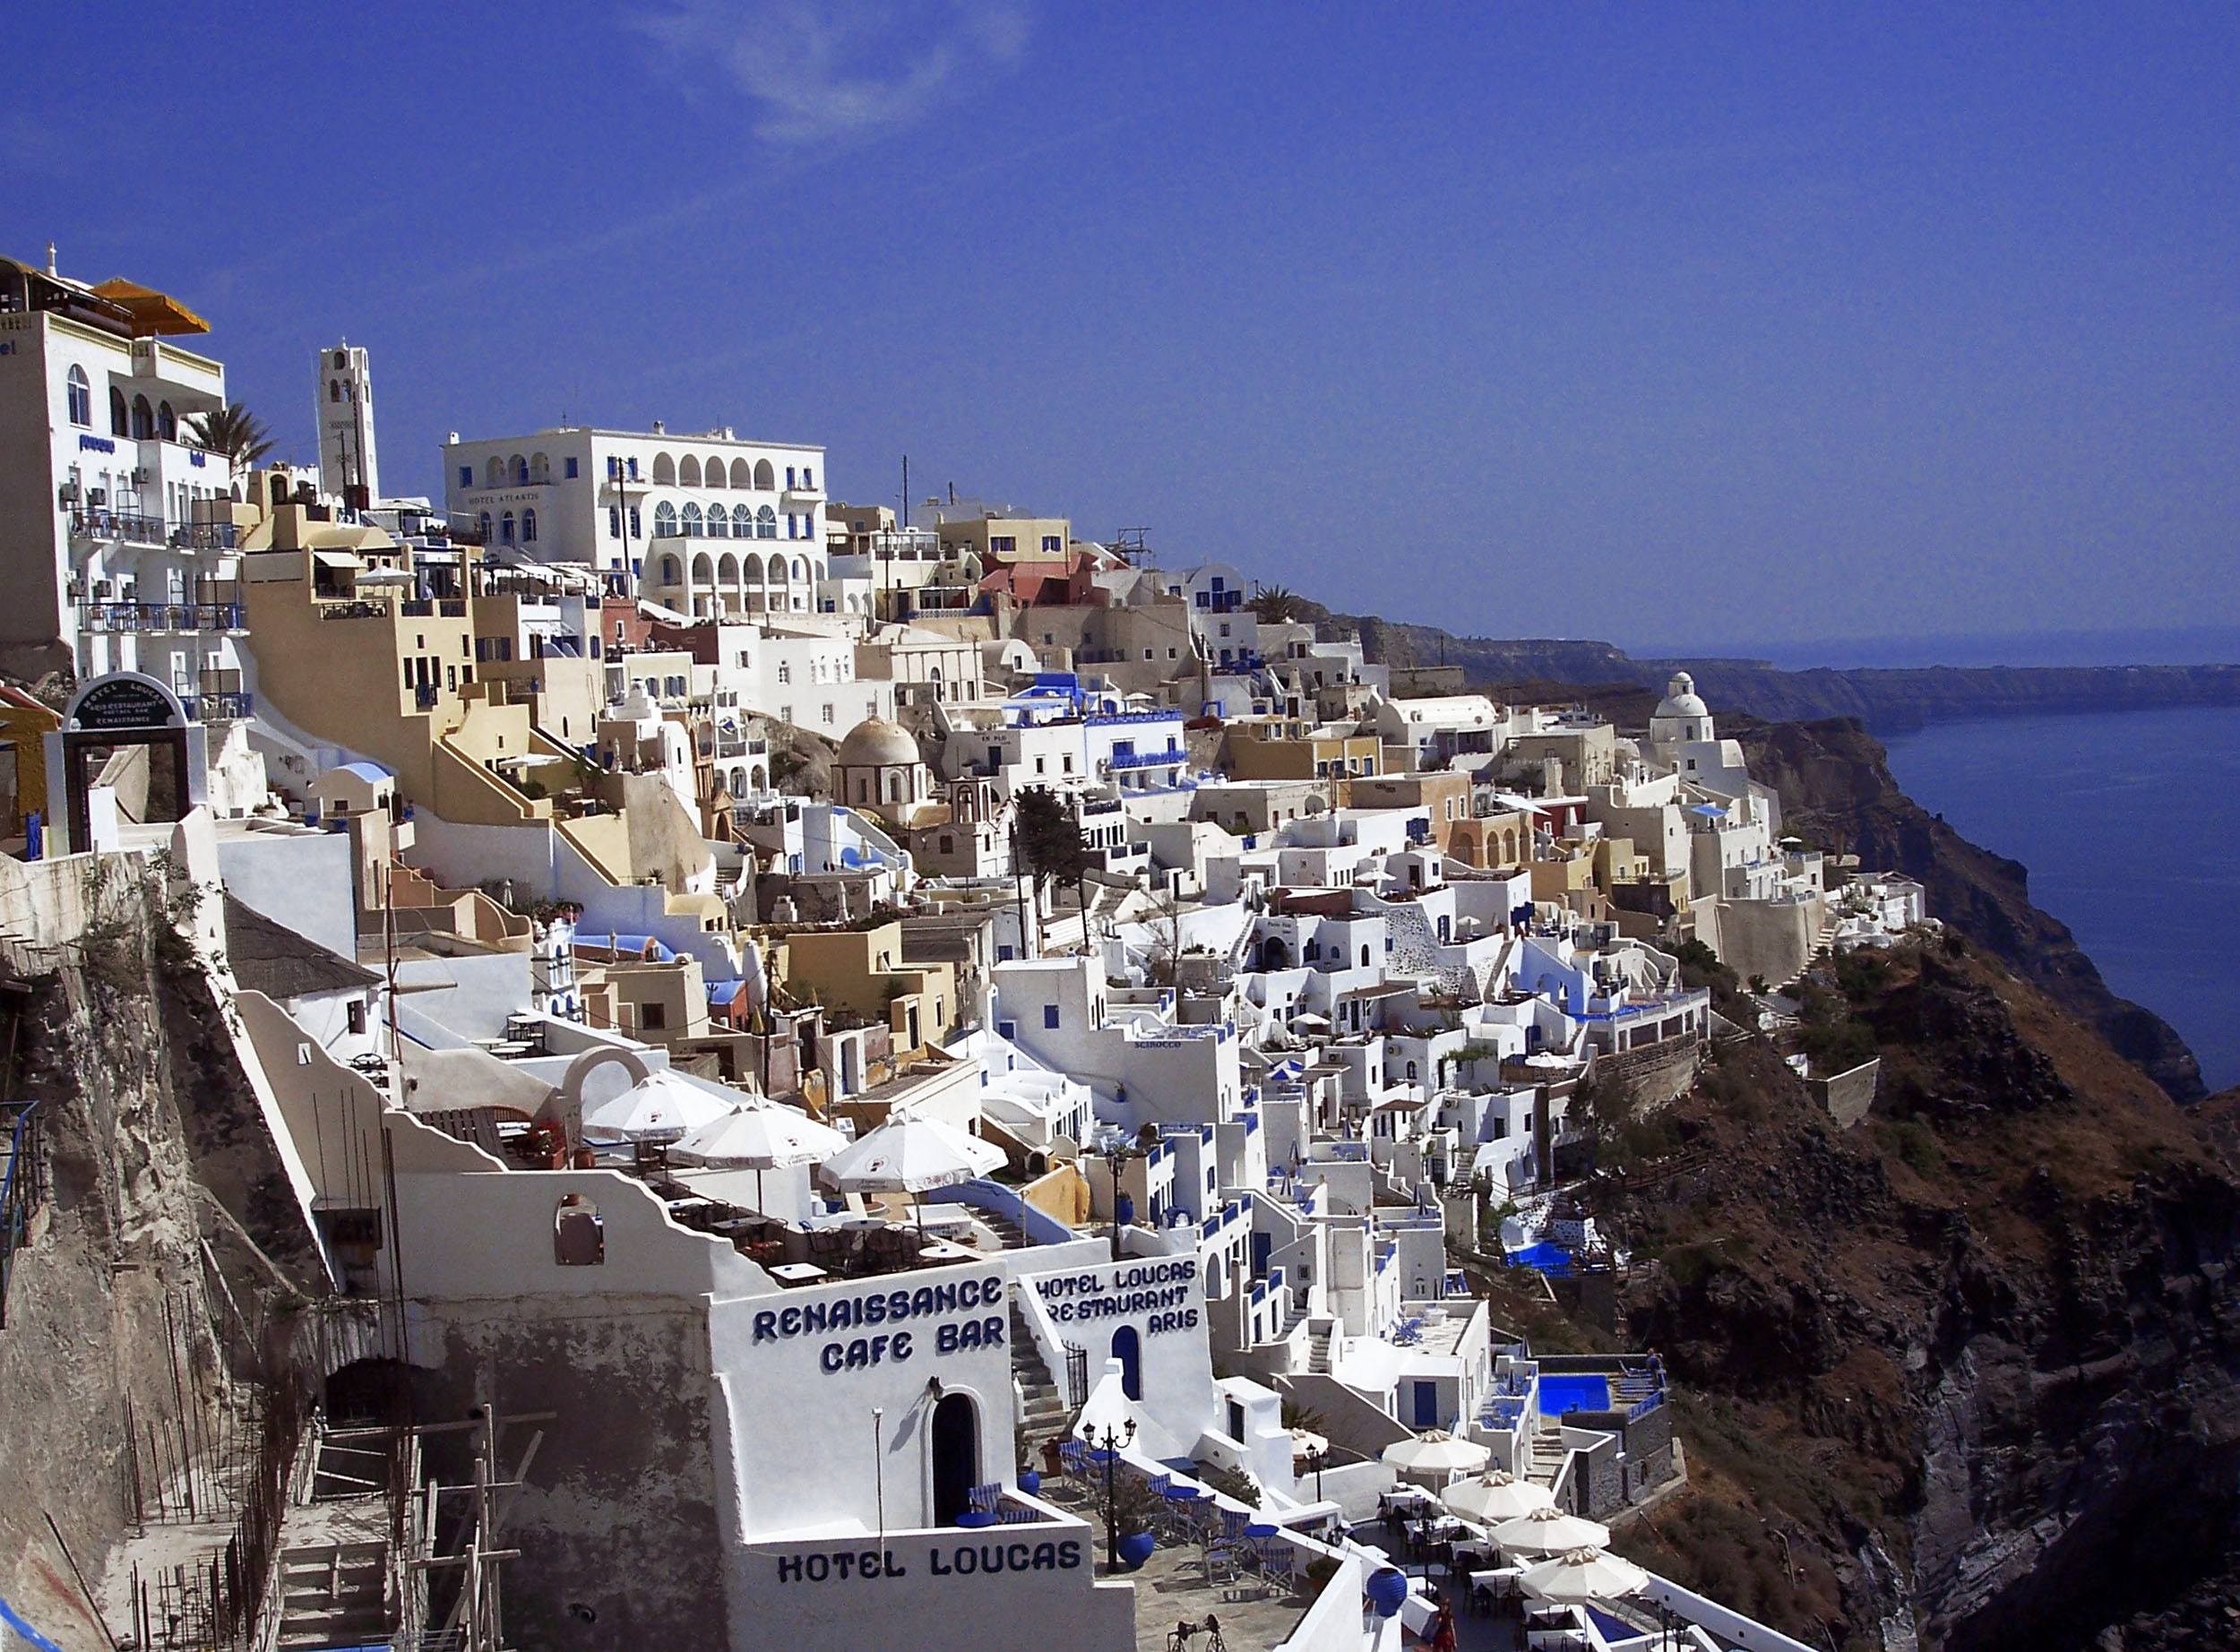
[[1112, 1327, 1143, 1401], [1251, 1233, 1272, 1280], [1412, 1381, 1439, 1429]]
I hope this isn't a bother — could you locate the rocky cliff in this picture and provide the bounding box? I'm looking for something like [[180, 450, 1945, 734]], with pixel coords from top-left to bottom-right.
[[1732, 715, 2203, 1103], [1589, 947, 2240, 1652], [1336, 614, 2240, 733]]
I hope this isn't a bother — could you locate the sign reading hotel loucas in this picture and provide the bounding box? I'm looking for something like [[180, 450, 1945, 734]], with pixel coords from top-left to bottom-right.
[[1032, 1257, 1200, 1335], [774, 1536, 1084, 1585], [750, 1272, 1006, 1372], [70, 675, 185, 732]]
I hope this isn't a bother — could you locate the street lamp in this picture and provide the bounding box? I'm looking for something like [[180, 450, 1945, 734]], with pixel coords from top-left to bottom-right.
[[1303, 1444, 1330, 1506], [1097, 1139, 1137, 1261], [1084, 1419, 1138, 1573]]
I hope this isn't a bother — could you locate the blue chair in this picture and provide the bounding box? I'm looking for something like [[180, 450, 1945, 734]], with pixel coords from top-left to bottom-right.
[[960, 1484, 1001, 1527]]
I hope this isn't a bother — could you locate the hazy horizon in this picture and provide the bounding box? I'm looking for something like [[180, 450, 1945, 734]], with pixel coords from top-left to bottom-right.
[[5, 4, 2234, 649]]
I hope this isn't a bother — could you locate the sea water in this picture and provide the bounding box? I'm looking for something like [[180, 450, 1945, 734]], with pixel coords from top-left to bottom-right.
[[1880, 707, 2240, 1093]]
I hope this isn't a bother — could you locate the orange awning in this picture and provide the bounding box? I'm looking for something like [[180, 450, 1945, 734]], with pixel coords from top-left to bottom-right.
[[89, 277, 211, 336]]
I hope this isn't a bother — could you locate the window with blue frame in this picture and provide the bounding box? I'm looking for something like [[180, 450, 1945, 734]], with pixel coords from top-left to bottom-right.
[[459, 465, 473, 488], [786, 465, 797, 488], [804, 467, 815, 488], [65, 366, 90, 426], [628, 507, 642, 537], [607, 507, 621, 538], [1043, 1004, 1060, 1028], [564, 457, 579, 478]]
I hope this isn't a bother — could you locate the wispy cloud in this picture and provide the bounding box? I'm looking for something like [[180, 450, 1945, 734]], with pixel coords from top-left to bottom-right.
[[631, 0, 1030, 146]]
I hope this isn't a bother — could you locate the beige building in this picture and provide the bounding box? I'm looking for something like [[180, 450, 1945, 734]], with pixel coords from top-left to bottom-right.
[[1227, 727, 1382, 783], [780, 918, 959, 1052]]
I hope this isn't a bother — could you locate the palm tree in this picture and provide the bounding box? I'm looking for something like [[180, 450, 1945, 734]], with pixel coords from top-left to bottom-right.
[[1250, 583, 1307, 624], [185, 401, 275, 472]]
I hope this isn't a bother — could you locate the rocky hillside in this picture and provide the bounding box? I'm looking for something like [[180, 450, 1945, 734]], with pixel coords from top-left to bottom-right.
[[1734, 716, 2203, 1103], [1586, 944, 2240, 1652], [1332, 612, 2240, 733]]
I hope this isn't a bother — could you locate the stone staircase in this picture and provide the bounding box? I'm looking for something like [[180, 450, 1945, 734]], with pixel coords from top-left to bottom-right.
[[1307, 1324, 1333, 1374], [978, 1207, 1028, 1251], [1010, 1303, 1073, 1457]]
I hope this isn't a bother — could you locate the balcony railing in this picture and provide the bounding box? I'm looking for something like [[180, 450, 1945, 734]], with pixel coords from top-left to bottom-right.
[[1107, 748, 1185, 770], [180, 690, 254, 722], [70, 512, 238, 550], [82, 600, 246, 633], [414, 684, 440, 710]]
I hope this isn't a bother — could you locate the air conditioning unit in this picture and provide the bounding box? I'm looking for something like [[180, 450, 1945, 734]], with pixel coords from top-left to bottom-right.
[[58, 481, 80, 504], [86, 487, 108, 507], [132, 467, 151, 484], [92, 581, 115, 600]]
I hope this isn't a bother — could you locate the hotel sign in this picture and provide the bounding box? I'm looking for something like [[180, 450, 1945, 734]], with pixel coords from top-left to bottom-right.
[[70, 675, 185, 732], [1032, 1257, 1200, 1335]]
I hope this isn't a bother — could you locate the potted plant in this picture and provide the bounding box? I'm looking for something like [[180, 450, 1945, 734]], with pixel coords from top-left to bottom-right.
[[1098, 1473, 1166, 1572], [1016, 1458, 1042, 1497]]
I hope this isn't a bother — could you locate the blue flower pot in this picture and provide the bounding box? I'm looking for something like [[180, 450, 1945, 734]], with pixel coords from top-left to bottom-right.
[[1366, 1565, 1409, 1618], [1017, 1468, 1041, 1496], [1115, 1192, 1136, 1226], [1116, 1530, 1157, 1570]]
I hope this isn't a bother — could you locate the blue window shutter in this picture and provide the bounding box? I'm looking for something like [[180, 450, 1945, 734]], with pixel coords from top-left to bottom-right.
[[458, 466, 472, 487]]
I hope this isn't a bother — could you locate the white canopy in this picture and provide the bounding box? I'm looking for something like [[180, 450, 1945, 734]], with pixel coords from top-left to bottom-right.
[[581, 1069, 734, 1143], [1441, 1469, 1556, 1525], [1381, 1430, 1492, 1480], [821, 1114, 1003, 1193], [1517, 1545, 1649, 1605], [1492, 1505, 1613, 1557], [671, 1103, 846, 1169]]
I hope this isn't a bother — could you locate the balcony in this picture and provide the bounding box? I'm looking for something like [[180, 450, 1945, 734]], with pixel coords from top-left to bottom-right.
[[82, 600, 246, 634], [180, 690, 254, 722], [71, 509, 165, 546], [1107, 747, 1185, 771], [414, 684, 441, 710]]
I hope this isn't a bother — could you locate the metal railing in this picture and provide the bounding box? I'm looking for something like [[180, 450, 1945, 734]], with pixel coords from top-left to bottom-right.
[[82, 600, 245, 633], [71, 508, 166, 544], [0, 1100, 45, 1330], [181, 691, 254, 722]]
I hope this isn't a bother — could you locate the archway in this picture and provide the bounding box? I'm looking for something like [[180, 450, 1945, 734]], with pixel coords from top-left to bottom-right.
[[930, 1392, 979, 1526], [1111, 1325, 1142, 1401], [50, 673, 204, 856]]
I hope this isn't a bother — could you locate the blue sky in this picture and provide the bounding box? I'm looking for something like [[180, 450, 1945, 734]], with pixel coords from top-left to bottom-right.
[[6, 3, 2235, 655]]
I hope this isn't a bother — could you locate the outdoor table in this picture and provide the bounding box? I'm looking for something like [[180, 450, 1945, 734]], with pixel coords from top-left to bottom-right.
[[1244, 1521, 1280, 1568], [770, 1261, 827, 1286], [918, 1240, 976, 1263]]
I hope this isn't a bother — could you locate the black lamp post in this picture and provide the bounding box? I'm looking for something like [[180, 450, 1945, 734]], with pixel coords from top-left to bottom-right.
[[1304, 1444, 1329, 1506], [1097, 1140, 1135, 1261], [1085, 1419, 1137, 1572]]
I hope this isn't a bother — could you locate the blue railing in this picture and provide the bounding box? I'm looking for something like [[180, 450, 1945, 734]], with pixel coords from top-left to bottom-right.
[[1108, 748, 1185, 770], [180, 691, 254, 722]]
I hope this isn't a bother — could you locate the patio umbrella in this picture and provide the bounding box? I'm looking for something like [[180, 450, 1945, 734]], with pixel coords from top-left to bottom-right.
[[580, 1068, 733, 1144], [1492, 1505, 1612, 1557], [1517, 1545, 1649, 1605], [822, 1114, 1004, 1226], [1442, 1469, 1555, 1525], [672, 1102, 848, 1212], [1381, 1430, 1491, 1481]]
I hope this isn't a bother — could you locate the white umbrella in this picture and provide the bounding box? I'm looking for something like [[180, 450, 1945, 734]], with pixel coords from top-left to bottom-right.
[[823, 1114, 1004, 1217], [673, 1103, 849, 1212], [1381, 1430, 1491, 1481], [581, 1069, 733, 1143], [1442, 1469, 1555, 1524], [1493, 1505, 1612, 1556], [1518, 1545, 1648, 1605]]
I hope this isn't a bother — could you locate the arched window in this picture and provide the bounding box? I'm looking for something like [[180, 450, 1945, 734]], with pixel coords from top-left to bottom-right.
[[717, 551, 738, 584], [653, 502, 677, 536], [500, 511, 516, 543], [478, 511, 493, 540], [510, 453, 529, 485], [742, 552, 763, 583], [485, 457, 506, 486], [885, 770, 904, 804], [521, 508, 538, 544], [651, 452, 676, 486], [109, 385, 128, 435], [554, 1195, 604, 1265], [791, 556, 810, 582], [65, 366, 90, 427], [754, 459, 775, 489], [156, 400, 177, 440], [733, 503, 754, 536], [681, 503, 702, 536], [691, 553, 714, 586], [706, 505, 728, 538], [679, 455, 702, 486], [530, 451, 550, 481], [659, 554, 681, 585], [756, 504, 778, 538], [729, 457, 752, 488], [131, 394, 154, 439], [703, 456, 726, 488], [1406, 1061, 1418, 1081], [767, 555, 788, 583]]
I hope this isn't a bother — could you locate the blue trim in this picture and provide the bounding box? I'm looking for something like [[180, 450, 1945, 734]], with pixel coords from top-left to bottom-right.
[[0, 1593, 67, 1652]]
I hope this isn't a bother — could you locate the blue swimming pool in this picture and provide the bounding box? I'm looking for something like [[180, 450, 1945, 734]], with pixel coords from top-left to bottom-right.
[[1538, 1374, 1612, 1416], [1507, 1241, 1574, 1277]]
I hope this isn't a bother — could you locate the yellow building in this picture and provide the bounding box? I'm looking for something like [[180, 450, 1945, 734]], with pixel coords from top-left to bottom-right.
[[1227, 727, 1382, 783], [935, 514, 1072, 568], [780, 919, 958, 1053]]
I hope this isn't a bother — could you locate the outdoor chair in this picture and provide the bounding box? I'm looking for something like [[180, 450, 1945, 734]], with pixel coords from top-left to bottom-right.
[[960, 1483, 1001, 1527]]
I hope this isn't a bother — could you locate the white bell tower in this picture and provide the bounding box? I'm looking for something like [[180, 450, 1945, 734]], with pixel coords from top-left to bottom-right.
[[317, 341, 381, 504]]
